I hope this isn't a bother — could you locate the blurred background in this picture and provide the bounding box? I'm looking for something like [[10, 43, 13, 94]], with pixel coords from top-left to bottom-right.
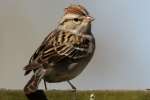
[[0, 0, 150, 90]]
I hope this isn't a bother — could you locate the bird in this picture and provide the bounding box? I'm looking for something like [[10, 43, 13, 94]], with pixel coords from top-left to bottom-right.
[[23, 4, 95, 95]]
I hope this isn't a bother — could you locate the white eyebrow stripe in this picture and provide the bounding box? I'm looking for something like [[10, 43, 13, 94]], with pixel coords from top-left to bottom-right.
[[63, 14, 80, 19], [59, 14, 80, 24], [60, 14, 80, 23]]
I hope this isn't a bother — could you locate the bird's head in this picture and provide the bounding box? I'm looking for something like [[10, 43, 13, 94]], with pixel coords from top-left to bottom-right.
[[58, 4, 94, 34]]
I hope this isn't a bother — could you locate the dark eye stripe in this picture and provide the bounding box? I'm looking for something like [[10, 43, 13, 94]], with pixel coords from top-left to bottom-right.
[[62, 18, 82, 24]]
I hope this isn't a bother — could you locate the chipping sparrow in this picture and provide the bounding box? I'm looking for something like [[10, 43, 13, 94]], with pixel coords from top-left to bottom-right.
[[24, 4, 95, 94]]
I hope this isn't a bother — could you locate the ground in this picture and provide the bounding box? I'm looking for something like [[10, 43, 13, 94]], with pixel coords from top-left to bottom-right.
[[0, 89, 150, 100]]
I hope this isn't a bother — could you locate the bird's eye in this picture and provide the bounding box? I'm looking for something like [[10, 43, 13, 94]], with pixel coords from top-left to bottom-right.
[[73, 18, 81, 24], [74, 18, 79, 22]]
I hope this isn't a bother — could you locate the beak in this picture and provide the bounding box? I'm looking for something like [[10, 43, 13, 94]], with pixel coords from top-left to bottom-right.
[[86, 16, 95, 22]]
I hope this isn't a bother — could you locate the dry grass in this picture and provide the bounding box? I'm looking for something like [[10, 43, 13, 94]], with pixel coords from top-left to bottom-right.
[[0, 89, 150, 100]]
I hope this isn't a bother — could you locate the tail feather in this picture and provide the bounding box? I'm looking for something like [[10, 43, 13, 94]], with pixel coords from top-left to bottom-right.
[[24, 63, 42, 75], [24, 63, 40, 70], [24, 68, 47, 94], [24, 70, 32, 76], [24, 75, 38, 94]]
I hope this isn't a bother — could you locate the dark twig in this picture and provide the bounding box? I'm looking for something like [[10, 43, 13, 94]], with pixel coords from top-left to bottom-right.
[[25, 90, 48, 100]]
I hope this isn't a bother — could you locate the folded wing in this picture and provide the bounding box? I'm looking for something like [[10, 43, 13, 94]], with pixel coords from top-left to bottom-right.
[[24, 30, 91, 75]]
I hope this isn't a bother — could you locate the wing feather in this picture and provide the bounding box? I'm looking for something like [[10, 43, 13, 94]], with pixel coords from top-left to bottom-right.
[[24, 30, 92, 75]]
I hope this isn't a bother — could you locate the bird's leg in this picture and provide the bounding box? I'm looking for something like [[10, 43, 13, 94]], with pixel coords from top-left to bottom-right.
[[24, 68, 47, 94], [67, 81, 76, 90], [67, 81, 77, 100], [43, 79, 47, 91]]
